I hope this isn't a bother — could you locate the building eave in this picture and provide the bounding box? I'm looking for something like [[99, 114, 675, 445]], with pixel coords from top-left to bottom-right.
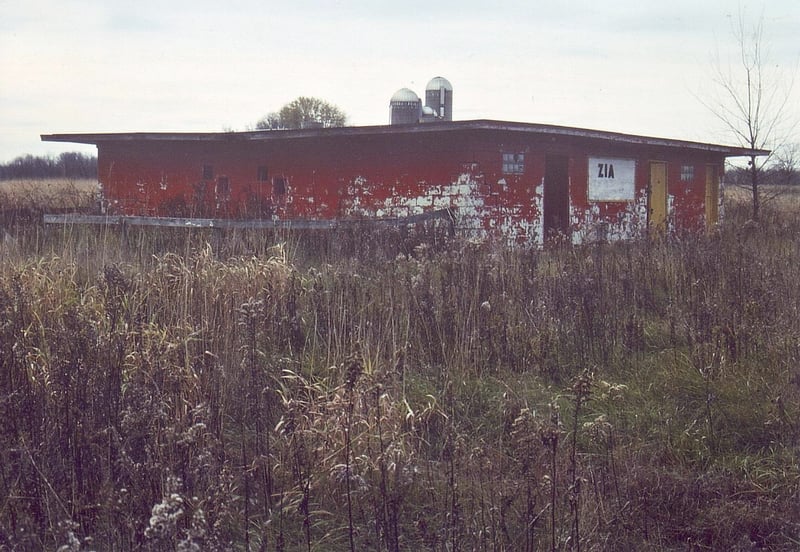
[[41, 119, 770, 158]]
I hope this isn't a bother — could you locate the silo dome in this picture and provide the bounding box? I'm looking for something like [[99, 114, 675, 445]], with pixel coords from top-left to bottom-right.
[[390, 88, 420, 103], [424, 76, 453, 121], [390, 88, 422, 125], [425, 76, 453, 92]]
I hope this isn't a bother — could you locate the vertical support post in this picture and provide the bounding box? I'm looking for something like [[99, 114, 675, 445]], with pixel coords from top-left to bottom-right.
[[120, 218, 129, 248]]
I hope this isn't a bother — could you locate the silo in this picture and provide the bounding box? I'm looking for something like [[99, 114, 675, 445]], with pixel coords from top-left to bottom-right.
[[390, 88, 422, 125], [424, 76, 453, 121]]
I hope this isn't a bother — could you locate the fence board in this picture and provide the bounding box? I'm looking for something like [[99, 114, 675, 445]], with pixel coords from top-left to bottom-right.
[[43, 208, 455, 230]]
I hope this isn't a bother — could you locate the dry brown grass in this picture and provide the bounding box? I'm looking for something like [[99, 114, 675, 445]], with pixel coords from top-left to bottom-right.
[[724, 183, 800, 213], [0, 178, 99, 211], [1, 185, 799, 550]]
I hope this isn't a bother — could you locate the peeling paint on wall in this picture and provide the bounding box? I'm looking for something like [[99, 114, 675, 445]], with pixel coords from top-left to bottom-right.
[[343, 172, 487, 234], [338, 171, 541, 244], [570, 188, 649, 244]]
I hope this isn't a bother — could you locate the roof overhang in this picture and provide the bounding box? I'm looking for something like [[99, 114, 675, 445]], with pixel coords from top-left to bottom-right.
[[41, 119, 770, 158]]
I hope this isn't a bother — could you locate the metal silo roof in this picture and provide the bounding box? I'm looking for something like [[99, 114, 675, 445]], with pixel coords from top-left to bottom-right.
[[390, 88, 420, 103], [426, 76, 452, 91]]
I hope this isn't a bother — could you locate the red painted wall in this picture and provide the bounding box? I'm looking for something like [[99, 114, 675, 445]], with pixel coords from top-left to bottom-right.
[[96, 128, 724, 244]]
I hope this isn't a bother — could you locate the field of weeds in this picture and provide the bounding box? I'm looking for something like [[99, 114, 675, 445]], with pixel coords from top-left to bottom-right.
[[1, 183, 799, 550], [0, 178, 99, 209], [0, 178, 99, 231]]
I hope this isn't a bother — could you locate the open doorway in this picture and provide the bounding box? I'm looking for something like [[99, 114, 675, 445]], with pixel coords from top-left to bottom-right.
[[543, 154, 570, 240]]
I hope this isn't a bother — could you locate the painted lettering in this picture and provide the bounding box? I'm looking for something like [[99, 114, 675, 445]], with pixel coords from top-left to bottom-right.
[[597, 163, 616, 178]]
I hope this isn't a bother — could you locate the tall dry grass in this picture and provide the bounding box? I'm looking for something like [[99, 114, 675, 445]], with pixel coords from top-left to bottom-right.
[[1, 186, 799, 550], [0, 178, 99, 211]]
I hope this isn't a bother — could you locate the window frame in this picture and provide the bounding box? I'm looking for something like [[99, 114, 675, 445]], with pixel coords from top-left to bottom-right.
[[680, 164, 695, 182], [502, 152, 525, 175]]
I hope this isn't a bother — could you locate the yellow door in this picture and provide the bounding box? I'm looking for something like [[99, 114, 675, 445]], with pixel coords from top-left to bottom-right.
[[705, 164, 719, 228], [649, 162, 667, 234]]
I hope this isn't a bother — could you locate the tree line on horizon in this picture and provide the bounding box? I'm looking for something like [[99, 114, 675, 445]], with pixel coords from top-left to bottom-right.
[[726, 160, 799, 188], [0, 152, 97, 180]]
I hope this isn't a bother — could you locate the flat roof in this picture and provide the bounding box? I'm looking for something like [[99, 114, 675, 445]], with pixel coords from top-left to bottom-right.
[[41, 119, 769, 158]]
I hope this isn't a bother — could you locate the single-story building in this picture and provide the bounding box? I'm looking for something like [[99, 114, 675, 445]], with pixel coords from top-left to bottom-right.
[[42, 119, 764, 245]]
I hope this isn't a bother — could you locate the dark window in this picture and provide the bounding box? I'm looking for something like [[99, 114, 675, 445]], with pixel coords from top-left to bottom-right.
[[257, 165, 269, 182], [273, 176, 287, 195], [216, 176, 230, 197], [202, 165, 214, 180], [502, 153, 525, 175], [680, 165, 695, 182]]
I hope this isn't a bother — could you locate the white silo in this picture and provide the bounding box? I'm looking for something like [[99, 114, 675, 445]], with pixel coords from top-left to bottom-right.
[[390, 88, 422, 125], [424, 76, 453, 121]]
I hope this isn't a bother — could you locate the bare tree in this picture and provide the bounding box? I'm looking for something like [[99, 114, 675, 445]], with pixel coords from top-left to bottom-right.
[[772, 142, 800, 187], [255, 112, 284, 131], [704, 9, 796, 220], [255, 97, 347, 130]]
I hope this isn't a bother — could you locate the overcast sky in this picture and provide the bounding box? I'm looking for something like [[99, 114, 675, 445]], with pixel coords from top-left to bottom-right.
[[1, 0, 798, 163]]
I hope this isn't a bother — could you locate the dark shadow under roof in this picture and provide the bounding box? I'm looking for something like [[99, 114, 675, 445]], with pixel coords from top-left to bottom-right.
[[41, 119, 769, 158]]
